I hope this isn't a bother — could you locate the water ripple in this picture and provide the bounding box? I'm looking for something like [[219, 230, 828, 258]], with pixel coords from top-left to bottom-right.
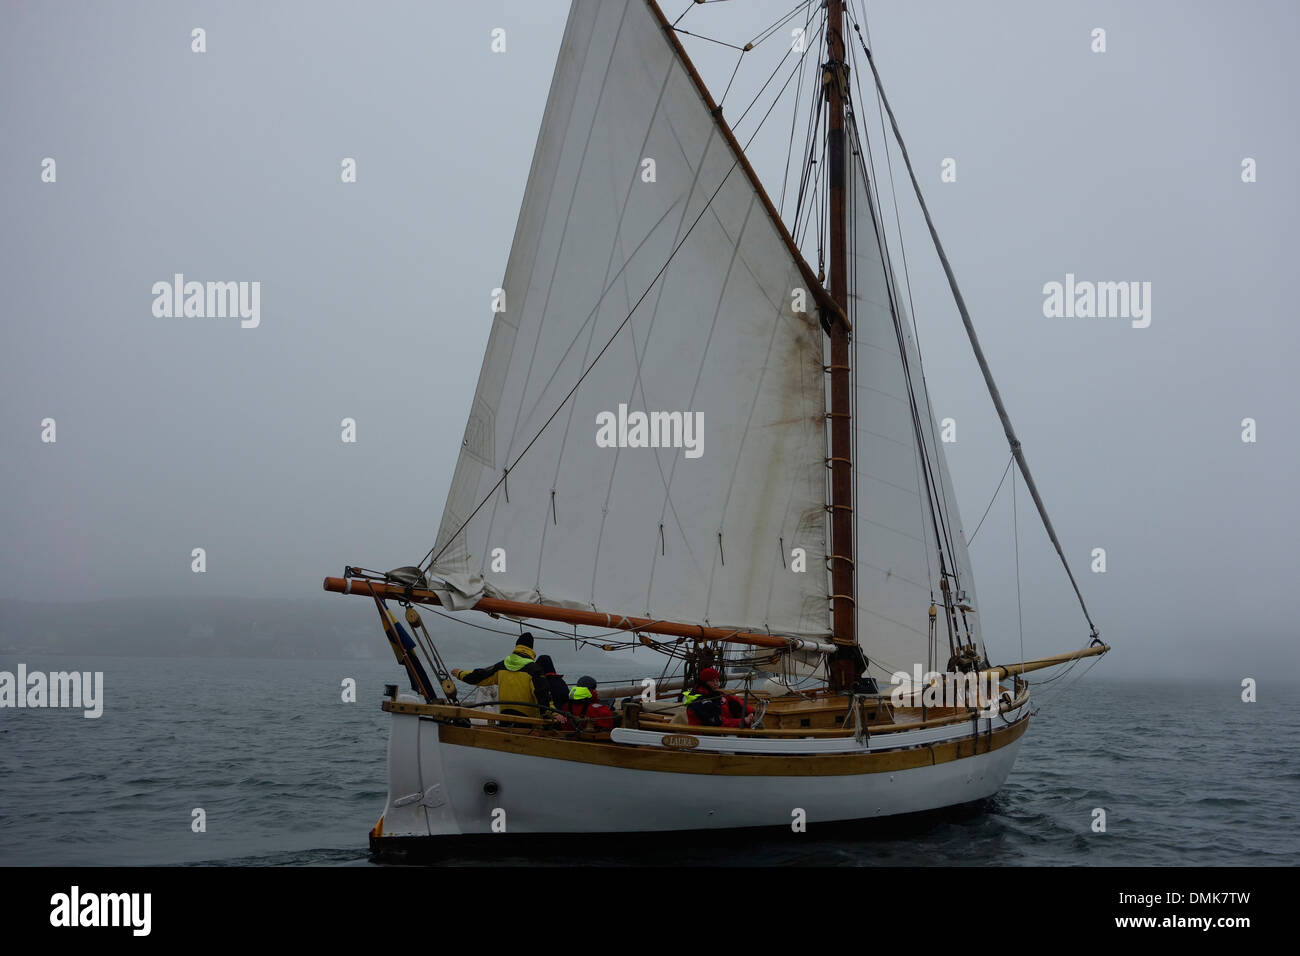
[[1, 660, 1296, 866]]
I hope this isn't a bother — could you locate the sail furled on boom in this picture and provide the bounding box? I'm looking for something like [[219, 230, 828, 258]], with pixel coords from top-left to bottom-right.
[[428, 0, 831, 639], [845, 119, 984, 678]]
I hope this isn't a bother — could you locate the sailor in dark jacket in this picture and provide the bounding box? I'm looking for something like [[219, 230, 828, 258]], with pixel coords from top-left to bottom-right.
[[683, 666, 753, 728], [534, 655, 569, 715], [452, 633, 552, 718]]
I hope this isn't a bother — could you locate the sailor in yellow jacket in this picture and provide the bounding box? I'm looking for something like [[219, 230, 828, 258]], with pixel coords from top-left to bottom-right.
[[452, 633, 553, 718]]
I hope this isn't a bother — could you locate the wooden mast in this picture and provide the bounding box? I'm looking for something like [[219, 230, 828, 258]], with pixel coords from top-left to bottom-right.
[[825, 0, 857, 681]]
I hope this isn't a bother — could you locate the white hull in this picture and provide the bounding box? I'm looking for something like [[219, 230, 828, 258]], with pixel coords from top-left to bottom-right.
[[372, 696, 1030, 844]]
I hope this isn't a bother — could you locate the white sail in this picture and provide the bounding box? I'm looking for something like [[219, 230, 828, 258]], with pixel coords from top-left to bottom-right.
[[847, 123, 984, 678], [429, 0, 831, 639]]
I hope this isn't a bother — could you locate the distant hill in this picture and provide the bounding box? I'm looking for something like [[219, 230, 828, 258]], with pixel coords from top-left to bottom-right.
[[0, 595, 391, 659], [0, 595, 682, 672]]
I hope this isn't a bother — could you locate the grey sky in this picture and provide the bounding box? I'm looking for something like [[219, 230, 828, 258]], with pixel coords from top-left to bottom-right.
[[2, 0, 1296, 680]]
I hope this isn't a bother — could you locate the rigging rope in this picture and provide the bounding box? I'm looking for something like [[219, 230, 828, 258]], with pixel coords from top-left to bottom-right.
[[1013, 465, 1024, 664], [791, 8, 828, 240], [424, 604, 644, 650], [671, 28, 748, 53], [968, 454, 1014, 545], [778, 5, 817, 217], [733, 4, 824, 131], [718, 47, 745, 106], [1034, 653, 1104, 706], [747, 0, 814, 49]]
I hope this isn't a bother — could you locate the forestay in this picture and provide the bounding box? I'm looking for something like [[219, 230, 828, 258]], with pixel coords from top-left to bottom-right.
[[428, 0, 831, 639]]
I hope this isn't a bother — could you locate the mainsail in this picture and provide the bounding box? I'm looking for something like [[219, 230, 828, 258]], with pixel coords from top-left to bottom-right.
[[428, 0, 832, 640]]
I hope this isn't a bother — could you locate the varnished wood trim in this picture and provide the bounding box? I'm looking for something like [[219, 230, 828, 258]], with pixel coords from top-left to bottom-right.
[[326, 577, 830, 653], [436, 713, 1029, 776], [386, 692, 1030, 739], [383, 700, 552, 726], [987, 644, 1110, 678]]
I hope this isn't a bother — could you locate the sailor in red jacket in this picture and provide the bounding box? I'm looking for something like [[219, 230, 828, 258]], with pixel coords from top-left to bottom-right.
[[683, 667, 754, 728], [560, 675, 615, 732]]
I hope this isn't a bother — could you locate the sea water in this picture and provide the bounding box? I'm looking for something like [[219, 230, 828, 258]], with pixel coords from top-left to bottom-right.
[[0, 653, 1295, 866]]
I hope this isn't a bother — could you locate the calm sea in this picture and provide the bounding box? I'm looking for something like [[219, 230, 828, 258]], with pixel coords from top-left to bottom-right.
[[1, 653, 1295, 866]]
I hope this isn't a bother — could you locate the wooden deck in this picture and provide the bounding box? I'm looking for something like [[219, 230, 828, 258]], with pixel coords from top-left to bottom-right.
[[383, 679, 1024, 741]]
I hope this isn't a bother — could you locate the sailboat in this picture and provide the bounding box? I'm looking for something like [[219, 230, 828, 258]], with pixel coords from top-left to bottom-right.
[[325, 0, 1108, 856]]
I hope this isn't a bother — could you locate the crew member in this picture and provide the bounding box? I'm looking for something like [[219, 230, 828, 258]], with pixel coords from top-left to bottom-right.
[[452, 633, 551, 719], [535, 655, 569, 716], [560, 675, 615, 733], [683, 666, 753, 728]]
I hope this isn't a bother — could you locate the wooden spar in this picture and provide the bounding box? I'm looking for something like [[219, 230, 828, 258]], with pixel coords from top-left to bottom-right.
[[644, 0, 849, 333], [322, 577, 836, 654], [386, 700, 556, 727], [985, 643, 1110, 679], [825, 0, 856, 653]]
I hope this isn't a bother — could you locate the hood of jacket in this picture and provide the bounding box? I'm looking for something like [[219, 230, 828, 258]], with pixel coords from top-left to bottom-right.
[[503, 645, 536, 671]]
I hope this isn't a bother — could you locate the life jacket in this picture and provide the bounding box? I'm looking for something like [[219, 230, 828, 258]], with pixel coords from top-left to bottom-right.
[[563, 685, 614, 731], [684, 683, 750, 727], [684, 683, 717, 726]]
